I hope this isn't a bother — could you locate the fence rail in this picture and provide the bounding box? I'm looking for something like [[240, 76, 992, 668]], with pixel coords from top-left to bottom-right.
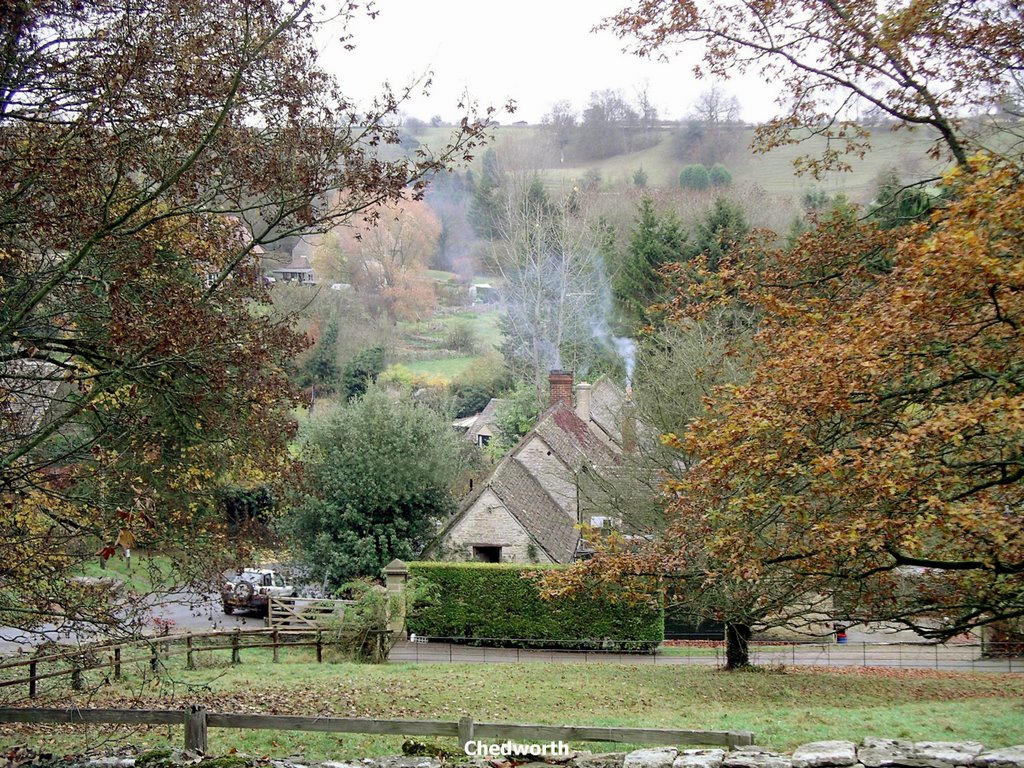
[[0, 706, 755, 752], [0, 627, 348, 699]]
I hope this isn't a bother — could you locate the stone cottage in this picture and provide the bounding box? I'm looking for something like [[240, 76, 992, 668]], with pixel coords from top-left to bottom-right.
[[424, 370, 634, 564]]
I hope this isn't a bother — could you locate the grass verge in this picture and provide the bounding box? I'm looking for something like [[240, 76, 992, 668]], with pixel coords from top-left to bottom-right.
[[4, 646, 1022, 761]]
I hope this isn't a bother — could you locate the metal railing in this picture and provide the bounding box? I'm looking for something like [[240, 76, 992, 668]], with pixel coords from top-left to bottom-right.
[[390, 637, 1021, 673]]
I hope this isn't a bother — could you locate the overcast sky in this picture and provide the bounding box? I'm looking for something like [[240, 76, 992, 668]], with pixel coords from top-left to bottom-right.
[[319, 1, 776, 125]]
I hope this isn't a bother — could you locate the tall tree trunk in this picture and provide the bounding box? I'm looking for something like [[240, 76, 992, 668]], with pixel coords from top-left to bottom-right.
[[725, 622, 751, 669]]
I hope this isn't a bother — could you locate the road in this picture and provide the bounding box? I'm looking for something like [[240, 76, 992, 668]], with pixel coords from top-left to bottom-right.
[[0, 590, 260, 655]]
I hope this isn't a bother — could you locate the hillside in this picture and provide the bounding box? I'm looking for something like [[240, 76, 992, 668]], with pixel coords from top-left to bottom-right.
[[410, 122, 948, 202]]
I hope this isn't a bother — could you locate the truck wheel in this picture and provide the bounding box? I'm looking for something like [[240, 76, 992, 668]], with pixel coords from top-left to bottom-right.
[[223, 603, 234, 615]]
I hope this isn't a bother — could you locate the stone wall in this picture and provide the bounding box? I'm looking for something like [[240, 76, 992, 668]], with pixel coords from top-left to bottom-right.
[[614, 740, 1024, 768], [67, 738, 1024, 768], [434, 488, 550, 564]]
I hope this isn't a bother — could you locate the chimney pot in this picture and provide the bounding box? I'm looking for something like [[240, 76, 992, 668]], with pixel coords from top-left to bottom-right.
[[575, 382, 592, 423]]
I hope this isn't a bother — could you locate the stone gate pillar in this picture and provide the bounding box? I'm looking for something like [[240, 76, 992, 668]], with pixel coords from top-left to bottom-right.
[[382, 559, 409, 635]]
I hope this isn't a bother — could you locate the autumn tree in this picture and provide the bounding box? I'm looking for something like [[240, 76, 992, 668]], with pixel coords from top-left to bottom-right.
[[542, 0, 1024, 667], [0, 0, 494, 639], [318, 196, 442, 323], [666, 159, 1024, 644]]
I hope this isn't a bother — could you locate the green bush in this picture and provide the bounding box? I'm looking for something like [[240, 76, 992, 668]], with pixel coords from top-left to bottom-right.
[[341, 345, 385, 400], [678, 164, 710, 190], [708, 163, 732, 187], [406, 561, 664, 651]]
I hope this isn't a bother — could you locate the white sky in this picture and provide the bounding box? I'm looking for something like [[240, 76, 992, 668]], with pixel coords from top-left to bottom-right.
[[317, 1, 777, 125]]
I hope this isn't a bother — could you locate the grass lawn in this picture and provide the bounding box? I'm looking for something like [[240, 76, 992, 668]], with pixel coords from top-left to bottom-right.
[[8, 648, 1023, 760], [389, 309, 503, 384], [400, 356, 480, 380], [75, 552, 175, 594]]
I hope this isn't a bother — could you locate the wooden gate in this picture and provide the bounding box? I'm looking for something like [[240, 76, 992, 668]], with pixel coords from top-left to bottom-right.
[[267, 597, 353, 629]]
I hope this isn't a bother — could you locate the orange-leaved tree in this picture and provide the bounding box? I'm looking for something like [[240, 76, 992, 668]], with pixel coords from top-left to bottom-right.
[[555, 158, 1024, 667], [544, 0, 1024, 669]]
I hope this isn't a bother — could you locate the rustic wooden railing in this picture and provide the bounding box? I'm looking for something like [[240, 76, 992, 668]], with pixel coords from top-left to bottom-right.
[[0, 706, 755, 752], [0, 627, 385, 699]]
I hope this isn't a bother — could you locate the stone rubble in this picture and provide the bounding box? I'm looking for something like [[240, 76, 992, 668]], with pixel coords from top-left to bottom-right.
[[62, 739, 1024, 768], [674, 749, 727, 768], [791, 742, 858, 768]]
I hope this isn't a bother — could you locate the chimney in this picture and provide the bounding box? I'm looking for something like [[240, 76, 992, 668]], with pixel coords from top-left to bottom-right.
[[575, 382, 592, 423], [548, 369, 573, 410]]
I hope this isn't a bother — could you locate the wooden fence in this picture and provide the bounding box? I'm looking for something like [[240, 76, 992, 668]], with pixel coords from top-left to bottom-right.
[[0, 706, 755, 752], [0, 627, 381, 700]]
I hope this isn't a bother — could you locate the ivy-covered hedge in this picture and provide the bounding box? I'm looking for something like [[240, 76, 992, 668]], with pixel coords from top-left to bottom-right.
[[406, 561, 664, 651]]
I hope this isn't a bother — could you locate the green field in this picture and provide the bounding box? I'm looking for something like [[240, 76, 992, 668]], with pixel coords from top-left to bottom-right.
[[400, 356, 480, 380], [432, 122, 947, 202], [388, 310, 503, 384], [8, 649, 1023, 760]]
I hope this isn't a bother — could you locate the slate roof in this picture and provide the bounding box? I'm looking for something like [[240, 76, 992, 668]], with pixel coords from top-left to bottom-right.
[[465, 397, 504, 444], [429, 395, 632, 563], [273, 253, 314, 273], [428, 448, 578, 563], [534, 404, 618, 472], [489, 456, 578, 562], [588, 376, 627, 446]]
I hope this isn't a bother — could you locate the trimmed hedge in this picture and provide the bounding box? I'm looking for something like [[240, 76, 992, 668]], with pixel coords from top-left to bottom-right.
[[406, 561, 664, 651]]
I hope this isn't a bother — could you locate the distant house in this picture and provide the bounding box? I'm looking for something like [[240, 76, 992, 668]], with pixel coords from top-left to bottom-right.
[[455, 397, 504, 449], [425, 370, 635, 564], [271, 253, 316, 284], [1, 358, 66, 449], [468, 283, 497, 304]]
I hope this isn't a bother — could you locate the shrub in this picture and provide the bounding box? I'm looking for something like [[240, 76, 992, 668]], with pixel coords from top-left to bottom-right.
[[325, 578, 432, 663], [406, 561, 664, 651], [341, 345, 385, 400], [679, 164, 710, 190], [709, 163, 732, 186], [443, 320, 477, 354]]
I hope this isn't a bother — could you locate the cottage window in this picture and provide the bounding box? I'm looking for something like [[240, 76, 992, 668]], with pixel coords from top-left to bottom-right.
[[472, 545, 501, 563]]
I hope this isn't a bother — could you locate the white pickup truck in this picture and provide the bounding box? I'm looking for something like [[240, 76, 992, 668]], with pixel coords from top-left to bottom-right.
[[221, 568, 296, 616]]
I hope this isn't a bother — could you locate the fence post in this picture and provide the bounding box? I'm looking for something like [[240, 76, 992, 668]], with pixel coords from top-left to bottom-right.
[[28, 660, 37, 699], [71, 662, 82, 691], [150, 645, 159, 672], [186, 634, 195, 670], [729, 730, 754, 748], [458, 715, 475, 750], [231, 628, 241, 665], [272, 629, 280, 663], [316, 629, 323, 663], [113, 647, 122, 680], [183, 705, 208, 753]]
